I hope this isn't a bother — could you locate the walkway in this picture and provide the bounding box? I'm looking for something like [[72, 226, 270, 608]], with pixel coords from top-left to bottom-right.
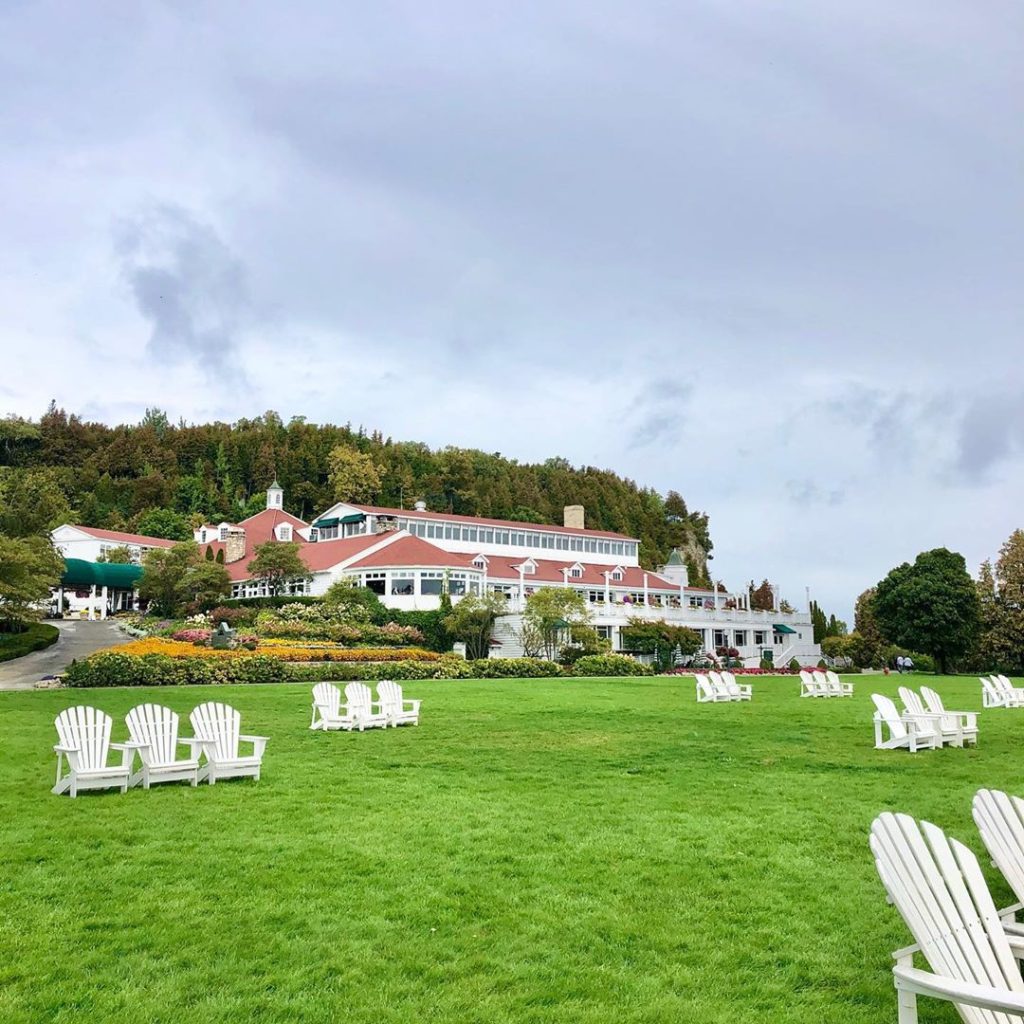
[[0, 620, 130, 691]]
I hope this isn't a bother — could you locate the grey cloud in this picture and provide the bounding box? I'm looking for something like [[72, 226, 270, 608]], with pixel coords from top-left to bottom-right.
[[115, 206, 252, 378], [785, 479, 845, 507], [627, 378, 692, 450], [954, 396, 1024, 483]]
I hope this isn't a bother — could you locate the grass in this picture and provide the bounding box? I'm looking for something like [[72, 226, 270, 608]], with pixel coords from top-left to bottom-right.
[[0, 622, 59, 663], [1, 672, 1019, 1023]]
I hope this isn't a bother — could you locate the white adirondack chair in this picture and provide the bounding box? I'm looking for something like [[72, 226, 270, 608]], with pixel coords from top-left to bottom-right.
[[125, 703, 202, 788], [798, 670, 819, 697], [720, 670, 752, 701], [920, 685, 978, 748], [695, 674, 717, 702], [898, 687, 964, 748], [309, 682, 360, 731], [706, 671, 732, 701], [871, 811, 1024, 1024], [377, 680, 420, 726], [973, 789, 1024, 907], [343, 683, 389, 730], [998, 675, 1024, 705], [189, 702, 268, 784], [825, 670, 853, 697], [872, 693, 939, 752], [52, 706, 141, 797], [982, 676, 1009, 708]]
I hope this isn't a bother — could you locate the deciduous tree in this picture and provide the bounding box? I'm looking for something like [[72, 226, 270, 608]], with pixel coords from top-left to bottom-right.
[[246, 541, 310, 597], [0, 534, 64, 627]]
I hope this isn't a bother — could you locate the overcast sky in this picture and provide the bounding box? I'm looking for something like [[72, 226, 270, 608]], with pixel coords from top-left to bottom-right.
[[2, 1, 1022, 620]]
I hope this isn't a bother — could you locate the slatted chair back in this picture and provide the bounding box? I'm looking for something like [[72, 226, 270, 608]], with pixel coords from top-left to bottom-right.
[[720, 671, 739, 696], [190, 702, 241, 760], [982, 677, 1004, 707], [825, 670, 846, 695], [54, 706, 114, 771], [694, 675, 713, 701], [812, 669, 829, 692], [799, 669, 815, 694], [872, 694, 908, 741], [344, 682, 374, 716], [898, 686, 928, 718], [377, 679, 399, 712], [920, 686, 960, 734], [973, 789, 1024, 906], [312, 683, 341, 719], [870, 812, 1024, 1024], [707, 671, 729, 698], [126, 704, 180, 765]]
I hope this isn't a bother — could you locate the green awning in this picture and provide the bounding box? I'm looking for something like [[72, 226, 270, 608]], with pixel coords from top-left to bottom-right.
[[60, 558, 143, 589], [773, 623, 797, 634], [313, 517, 339, 529], [339, 513, 366, 524]]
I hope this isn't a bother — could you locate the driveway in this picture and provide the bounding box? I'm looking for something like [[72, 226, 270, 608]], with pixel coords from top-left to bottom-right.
[[0, 620, 130, 690]]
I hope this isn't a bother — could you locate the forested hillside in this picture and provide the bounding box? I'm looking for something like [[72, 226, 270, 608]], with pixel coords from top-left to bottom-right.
[[0, 405, 713, 582]]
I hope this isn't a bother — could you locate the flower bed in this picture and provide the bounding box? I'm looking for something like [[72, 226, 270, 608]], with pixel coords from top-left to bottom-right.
[[105, 638, 441, 663]]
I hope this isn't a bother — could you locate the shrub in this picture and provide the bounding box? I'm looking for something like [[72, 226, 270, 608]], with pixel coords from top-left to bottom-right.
[[788, 658, 801, 671], [469, 658, 563, 678], [64, 652, 469, 687], [170, 628, 212, 643], [391, 609, 452, 653], [573, 654, 652, 677], [0, 622, 60, 663], [209, 606, 257, 628], [759, 657, 772, 670]]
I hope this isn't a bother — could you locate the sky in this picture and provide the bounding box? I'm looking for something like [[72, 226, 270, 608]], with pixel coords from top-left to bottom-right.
[[2, 1, 1022, 622]]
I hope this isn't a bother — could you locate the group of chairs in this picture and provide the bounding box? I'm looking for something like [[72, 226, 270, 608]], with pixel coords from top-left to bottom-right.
[[310, 680, 421, 731], [799, 669, 853, 697], [694, 671, 752, 702], [873, 790, 1024, 1021], [872, 686, 978, 752], [981, 674, 1024, 708], [53, 702, 267, 797]]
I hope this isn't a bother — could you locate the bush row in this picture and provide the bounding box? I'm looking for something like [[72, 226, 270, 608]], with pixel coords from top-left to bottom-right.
[[0, 622, 60, 663], [571, 654, 653, 676]]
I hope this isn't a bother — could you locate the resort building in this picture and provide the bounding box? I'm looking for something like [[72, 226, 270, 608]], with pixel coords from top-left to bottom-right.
[[51, 483, 822, 665]]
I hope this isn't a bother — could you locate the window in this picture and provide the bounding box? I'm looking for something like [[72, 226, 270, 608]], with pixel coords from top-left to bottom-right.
[[521, 561, 536, 575], [278, 525, 292, 541], [309, 529, 319, 543], [714, 630, 728, 648], [391, 576, 414, 596], [363, 572, 386, 595], [444, 525, 454, 540], [449, 578, 466, 596], [610, 569, 624, 582], [734, 630, 747, 647], [497, 531, 509, 545], [421, 576, 444, 596], [754, 630, 767, 646], [570, 567, 582, 579], [595, 625, 612, 640], [200, 529, 207, 542], [219, 526, 229, 541], [319, 526, 338, 541], [773, 632, 785, 645], [556, 536, 569, 551], [472, 558, 486, 569]]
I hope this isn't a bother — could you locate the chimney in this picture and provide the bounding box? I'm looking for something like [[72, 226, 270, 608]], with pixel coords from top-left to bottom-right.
[[224, 527, 247, 564], [414, 500, 427, 511], [563, 505, 585, 530]]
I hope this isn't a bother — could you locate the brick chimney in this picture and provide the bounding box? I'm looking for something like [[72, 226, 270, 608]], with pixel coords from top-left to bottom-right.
[[563, 505, 585, 530], [224, 527, 247, 564]]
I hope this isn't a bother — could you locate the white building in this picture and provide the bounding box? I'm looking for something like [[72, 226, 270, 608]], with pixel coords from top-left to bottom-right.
[[52, 484, 821, 666]]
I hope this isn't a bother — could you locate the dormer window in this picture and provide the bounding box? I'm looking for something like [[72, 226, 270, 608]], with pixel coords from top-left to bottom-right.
[[610, 567, 624, 582], [520, 559, 537, 575], [569, 564, 584, 579], [472, 557, 486, 570], [219, 526, 229, 541], [309, 529, 319, 543], [200, 529, 207, 542], [278, 525, 292, 542]]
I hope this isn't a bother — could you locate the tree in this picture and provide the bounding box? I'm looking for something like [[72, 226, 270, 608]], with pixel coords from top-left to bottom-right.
[[139, 541, 229, 615], [322, 578, 386, 623], [97, 545, 133, 564], [134, 507, 193, 541], [443, 592, 507, 660], [246, 541, 310, 597], [620, 618, 702, 671], [0, 534, 64, 628], [0, 468, 74, 537], [809, 600, 847, 643], [976, 530, 1024, 672], [874, 548, 980, 674], [327, 445, 382, 504], [522, 588, 591, 660], [748, 579, 774, 612]]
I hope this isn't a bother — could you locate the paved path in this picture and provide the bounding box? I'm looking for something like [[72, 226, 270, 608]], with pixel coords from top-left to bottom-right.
[[0, 621, 130, 690]]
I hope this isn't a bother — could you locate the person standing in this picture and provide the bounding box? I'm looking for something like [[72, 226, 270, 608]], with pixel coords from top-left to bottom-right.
[[903, 655, 913, 674], [896, 655, 905, 674]]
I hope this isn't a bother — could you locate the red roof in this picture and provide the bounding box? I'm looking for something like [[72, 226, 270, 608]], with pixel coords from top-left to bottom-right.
[[351, 504, 636, 541], [216, 532, 393, 582], [346, 535, 477, 570], [71, 526, 175, 548], [480, 555, 680, 591]]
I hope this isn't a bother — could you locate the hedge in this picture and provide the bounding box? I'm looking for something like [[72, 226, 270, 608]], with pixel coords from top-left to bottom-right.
[[572, 654, 652, 677], [64, 652, 473, 687], [0, 622, 60, 663], [468, 658, 563, 678]]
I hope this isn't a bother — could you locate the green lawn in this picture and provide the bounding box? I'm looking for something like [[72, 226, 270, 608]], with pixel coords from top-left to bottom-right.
[[1, 673, 1019, 1023]]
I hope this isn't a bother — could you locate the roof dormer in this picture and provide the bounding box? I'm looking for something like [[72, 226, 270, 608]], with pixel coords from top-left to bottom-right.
[[517, 558, 537, 575]]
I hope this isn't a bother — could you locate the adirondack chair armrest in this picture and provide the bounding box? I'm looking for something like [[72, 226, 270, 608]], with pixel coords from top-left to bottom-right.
[[179, 737, 211, 748], [893, 963, 1024, 1014], [53, 744, 79, 754], [240, 734, 269, 756], [403, 699, 421, 712], [110, 740, 146, 767]]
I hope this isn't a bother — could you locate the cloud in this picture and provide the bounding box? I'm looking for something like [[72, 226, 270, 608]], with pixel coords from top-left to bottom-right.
[[954, 395, 1024, 483], [114, 205, 252, 378], [626, 379, 693, 450], [785, 479, 845, 506]]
